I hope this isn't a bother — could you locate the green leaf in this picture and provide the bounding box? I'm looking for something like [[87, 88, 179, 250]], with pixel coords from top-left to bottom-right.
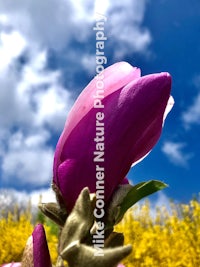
[[116, 180, 168, 224]]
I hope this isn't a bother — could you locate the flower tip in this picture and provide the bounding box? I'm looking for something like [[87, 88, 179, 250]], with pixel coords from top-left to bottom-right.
[[152, 71, 172, 96], [160, 71, 172, 84], [143, 71, 172, 92], [161, 71, 171, 77], [111, 61, 141, 77], [32, 223, 43, 237]]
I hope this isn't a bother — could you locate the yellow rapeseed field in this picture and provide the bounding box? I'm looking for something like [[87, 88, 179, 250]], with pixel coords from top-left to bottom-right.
[[1, 199, 200, 266]]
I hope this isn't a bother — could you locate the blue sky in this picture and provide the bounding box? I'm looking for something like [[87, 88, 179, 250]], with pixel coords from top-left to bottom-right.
[[0, 0, 199, 207]]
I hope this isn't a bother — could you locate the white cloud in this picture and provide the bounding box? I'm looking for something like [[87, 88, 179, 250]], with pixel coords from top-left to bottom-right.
[[82, 0, 151, 68], [0, 47, 73, 131], [0, 46, 72, 188], [33, 85, 72, 130], [1, 131, 54, 186], [81, 54, 96, 76], [182, 93, 200, 127], [94, 0, 110, 15], [0, 30, 27, 70], [0, 0, 84, 50], [30, 188, 56, 206], [1, 0, 151, 59], [162, 141, 192, 167], [106, 0, 151, 58], [3, 0, 150, 57]]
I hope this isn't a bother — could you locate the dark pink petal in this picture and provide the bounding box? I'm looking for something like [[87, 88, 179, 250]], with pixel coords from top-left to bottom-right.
[[32, 224, 51, 267]]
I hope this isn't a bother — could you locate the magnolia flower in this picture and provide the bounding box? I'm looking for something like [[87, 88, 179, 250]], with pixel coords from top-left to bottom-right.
[[53, 61, 173, 213]]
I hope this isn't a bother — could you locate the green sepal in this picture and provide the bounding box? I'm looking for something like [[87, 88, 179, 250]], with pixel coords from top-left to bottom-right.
[[59, 187, 95, 252], [38, 202, 67, 227], [116, 180, 168, 224], [61, 240, 132, 267]]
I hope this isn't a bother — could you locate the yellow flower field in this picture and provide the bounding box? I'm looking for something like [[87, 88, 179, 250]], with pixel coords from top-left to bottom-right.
[[1, 199, 200, 266], [115, 200, 200, 267]]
